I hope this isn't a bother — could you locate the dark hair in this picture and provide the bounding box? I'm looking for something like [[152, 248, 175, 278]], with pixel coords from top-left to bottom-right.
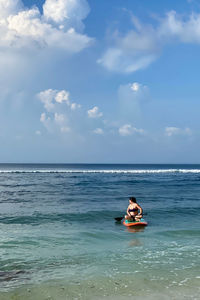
[[129, 196, 137, 203]]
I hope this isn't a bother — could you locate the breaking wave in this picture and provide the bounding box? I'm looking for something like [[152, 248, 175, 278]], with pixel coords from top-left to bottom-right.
[[0, 169, 200, 174]]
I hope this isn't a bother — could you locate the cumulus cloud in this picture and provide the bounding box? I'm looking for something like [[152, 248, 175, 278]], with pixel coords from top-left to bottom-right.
[[130, 82, 140, 92], [55, 90, 70, 104], [87, 106, 103, 118], [98, 10, 200, 73], [93, 128, 103, 135], [120, 82, 147, 97], [165, 127, 192, 137], [119, 124, 145, 136], [38, 88, 81, 133], [0, 0, 22, 18], [38, 89, 80, 112], [0, 0, 92, 52], [43, 0, 90, 31], [38, 89, 106, 135], [118, 82, 147, 102], [38, 89, 57, 112]]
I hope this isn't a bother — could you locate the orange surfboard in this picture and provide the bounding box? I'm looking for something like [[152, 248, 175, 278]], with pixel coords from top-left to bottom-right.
[[123, 218, 148, 227]]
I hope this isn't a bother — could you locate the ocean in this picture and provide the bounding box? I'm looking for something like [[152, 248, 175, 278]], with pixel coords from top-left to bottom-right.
[[0, 164, 199, 299]]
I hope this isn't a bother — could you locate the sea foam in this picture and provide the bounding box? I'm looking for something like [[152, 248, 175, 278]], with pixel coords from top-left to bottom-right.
[[0, 169, 200, 174]]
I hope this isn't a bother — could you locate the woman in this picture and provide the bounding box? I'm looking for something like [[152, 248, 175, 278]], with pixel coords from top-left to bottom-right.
[[125, 196, 143, 221]]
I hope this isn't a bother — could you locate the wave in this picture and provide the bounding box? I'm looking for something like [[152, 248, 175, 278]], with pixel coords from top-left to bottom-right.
[[0, 169, 200, 174], [0, 210, 117, 225]]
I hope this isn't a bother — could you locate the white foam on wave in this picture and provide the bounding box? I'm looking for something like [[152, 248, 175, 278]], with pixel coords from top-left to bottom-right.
[[0, 169, 200, 174]]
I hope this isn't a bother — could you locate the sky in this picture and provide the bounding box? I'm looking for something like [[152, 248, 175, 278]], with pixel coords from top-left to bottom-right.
[[1, 0, 200, 163]]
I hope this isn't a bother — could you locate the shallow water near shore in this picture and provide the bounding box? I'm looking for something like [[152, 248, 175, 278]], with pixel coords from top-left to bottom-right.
[[0, 164, 200, 299]]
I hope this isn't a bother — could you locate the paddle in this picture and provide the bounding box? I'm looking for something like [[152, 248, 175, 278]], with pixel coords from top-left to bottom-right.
[[114, 217, 123, 222]]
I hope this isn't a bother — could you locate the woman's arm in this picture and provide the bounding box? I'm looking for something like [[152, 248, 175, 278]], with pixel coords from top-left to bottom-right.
[[127, 205, 131, 216], [137, 204, 143, 215]]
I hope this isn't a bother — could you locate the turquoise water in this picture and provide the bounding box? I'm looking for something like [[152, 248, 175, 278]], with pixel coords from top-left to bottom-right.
[[0, 164, 199, 299]]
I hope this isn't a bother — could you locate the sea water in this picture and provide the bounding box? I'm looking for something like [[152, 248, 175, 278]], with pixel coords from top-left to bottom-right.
[[0, 164, 199, 299]]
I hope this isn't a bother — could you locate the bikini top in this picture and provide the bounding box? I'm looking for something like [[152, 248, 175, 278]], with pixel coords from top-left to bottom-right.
[[128, 207, 138, 212]]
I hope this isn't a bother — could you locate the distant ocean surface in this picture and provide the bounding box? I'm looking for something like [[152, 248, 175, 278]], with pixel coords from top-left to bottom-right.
[[0, 164, 199, 299]]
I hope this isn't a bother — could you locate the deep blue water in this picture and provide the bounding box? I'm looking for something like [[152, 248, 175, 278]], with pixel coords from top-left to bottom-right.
[[0, 164, 199, 298]]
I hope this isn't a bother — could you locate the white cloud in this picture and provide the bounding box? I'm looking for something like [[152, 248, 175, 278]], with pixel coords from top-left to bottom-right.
[[165, 126, 192, 137], [93, 128, 103, 135], [98, 16, 158, 73], [71, 102, 81, 110], [118, 82, 147, 102], [38, 88, 81, 112], [98, 10, 200, 73], [165, 127, 180, 136], [55, 90, 70, 104], [54, 112, 65, 124], [39, 90, 105, 135], [38, 89, 57, 112], [158, 11, 200, 44], [38, 88, 81, 134], [130, 82, 141, 92], [119, 124, 145, 136], [87, 106, 103, 118], [40, 112, 47, 123], [35, 130, 41, 135], [0, 0, 92, 52], [98, 47, 156, 73], [40, 112, 53, 132], [0, 0, 22, 18], [43, 0, 90, 31]]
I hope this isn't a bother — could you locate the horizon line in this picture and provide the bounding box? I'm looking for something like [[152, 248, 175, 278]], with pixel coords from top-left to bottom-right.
[[0, 162, 200, 165]]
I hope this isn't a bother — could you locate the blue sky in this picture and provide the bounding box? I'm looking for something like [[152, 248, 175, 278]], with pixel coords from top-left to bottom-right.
[[0, 0, 200, 163]]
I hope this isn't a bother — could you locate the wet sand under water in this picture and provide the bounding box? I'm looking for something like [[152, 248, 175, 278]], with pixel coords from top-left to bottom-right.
[[1, 274, 200, 300]]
